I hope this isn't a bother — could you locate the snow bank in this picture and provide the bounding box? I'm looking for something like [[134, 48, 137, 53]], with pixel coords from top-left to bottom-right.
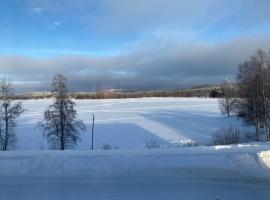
[[258, 151, 270, 169], [0, 143, 269, 178]]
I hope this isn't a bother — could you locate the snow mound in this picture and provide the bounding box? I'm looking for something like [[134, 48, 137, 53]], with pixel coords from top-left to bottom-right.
[[229, 153, 270, 177], [258, 151, 270, 169], [0, 145, 269, 178]]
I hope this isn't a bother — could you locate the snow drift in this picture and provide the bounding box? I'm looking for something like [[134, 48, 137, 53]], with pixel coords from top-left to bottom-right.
[[0, 143, 269, 178]]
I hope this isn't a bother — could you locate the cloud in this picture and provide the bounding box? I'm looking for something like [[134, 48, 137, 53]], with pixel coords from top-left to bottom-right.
[[3, 0, 270, 93], [47, 21, 63, 30], [24, 0, 270, 43], [44, 0, 269, 38], [29, 7, 50, 14], [0, 35, 269, 92]]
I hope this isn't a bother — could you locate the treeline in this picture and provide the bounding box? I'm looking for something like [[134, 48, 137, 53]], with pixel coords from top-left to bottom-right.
[[73, 87, 221, 99], [219, 49, 270, 140], [13, 87, 222, 100]]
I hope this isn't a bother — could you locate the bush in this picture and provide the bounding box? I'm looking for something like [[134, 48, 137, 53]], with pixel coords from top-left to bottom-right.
[[101, 144, 112, 150], [145, 139, 160, 149], [184, 140, 200, 147], [212, 127, 240, 145], [242, 131, 257, 143]]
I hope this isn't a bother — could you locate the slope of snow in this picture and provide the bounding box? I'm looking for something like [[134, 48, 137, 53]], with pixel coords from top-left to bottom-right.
[[16, 98, 253, 150]]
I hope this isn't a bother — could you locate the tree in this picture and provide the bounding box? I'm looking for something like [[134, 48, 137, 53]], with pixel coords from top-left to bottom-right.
[[0, 78, 24, 151], [39, 74, 86, 150], [219, 79, 237, 117], [236, 49, 270, 139], [208, 88, 222, 98]]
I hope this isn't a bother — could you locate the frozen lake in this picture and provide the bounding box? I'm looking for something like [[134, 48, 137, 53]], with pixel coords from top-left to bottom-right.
[[16, 98, 251, 150]]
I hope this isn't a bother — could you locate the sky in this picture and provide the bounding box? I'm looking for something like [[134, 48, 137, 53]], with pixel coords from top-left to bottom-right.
[[1, 0, 270, 92]]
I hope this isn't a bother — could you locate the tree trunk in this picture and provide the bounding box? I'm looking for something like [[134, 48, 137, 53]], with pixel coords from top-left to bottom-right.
[[4, 106, 8, 151], [60, 99, 65, 150], [266, 126, 270, 141], [255, 122, 260, 141], [226, 98, 230, 117]]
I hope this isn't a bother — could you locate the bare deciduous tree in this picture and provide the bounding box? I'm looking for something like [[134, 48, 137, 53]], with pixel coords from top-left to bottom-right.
[[39, 74, 86, 150], [236, 49, 270, 140], [219, 79, 238, 117], [0, 79, 24, 151]]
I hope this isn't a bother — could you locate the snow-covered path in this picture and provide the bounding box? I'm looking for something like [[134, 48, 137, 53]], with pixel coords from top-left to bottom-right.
[[1, 172, 270, 200], [16, 98, 252, 150]]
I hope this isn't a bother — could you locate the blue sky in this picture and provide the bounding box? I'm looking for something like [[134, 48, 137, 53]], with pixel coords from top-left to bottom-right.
[[0, 0, 270, 92]]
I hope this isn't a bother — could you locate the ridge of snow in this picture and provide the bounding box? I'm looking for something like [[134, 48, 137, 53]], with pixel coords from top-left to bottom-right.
[[0, 144, 269, 178]]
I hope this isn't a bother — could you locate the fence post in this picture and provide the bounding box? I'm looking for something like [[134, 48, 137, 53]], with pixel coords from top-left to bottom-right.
[[91, 114, 95, 150]]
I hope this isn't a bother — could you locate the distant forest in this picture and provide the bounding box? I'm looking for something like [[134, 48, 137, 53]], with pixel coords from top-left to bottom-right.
[[13, 86, 223, 100]]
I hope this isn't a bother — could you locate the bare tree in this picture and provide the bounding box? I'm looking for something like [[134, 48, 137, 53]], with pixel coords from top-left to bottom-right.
[[0, 79, 24, 151], [39, 74, 86, 150], [212, 126, 240, 145], [236, 49, 270, 139], [219, 79, 237, 117]]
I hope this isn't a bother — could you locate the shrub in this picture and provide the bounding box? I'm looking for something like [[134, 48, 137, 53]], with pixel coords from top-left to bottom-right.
[[145, 139, 160, 149], [212, 127, 240, 145], [101, 144, 112, 150], [242, 131, 257, 143], [184, 140, 200, 147]]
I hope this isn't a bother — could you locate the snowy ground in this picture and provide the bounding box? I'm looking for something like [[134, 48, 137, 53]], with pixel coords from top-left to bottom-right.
[[16, 98, 252, 150], [0, 145, 269, 199], [1, 98, 269, 199]]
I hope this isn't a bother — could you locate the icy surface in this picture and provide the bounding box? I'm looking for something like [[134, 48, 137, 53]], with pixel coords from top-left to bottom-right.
[[16, 98, 252, 150]]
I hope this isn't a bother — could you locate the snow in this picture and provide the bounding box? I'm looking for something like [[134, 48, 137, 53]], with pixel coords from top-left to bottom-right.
[[1, 97, 269, 199], [16, 98, 252, 150], [0, 143, 269, 177], [0, 145, 269, 199]]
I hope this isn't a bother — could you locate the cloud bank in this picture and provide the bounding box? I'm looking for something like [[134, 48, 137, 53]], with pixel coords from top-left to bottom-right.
[[1, 36, 270, 92], [1, 0, 270, 92]]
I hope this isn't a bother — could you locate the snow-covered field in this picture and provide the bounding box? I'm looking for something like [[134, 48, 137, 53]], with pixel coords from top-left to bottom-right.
[[16, 98, 252, 150], [1, 98, 269, 199]]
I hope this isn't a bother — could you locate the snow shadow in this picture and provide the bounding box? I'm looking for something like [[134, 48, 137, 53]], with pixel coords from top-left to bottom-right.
[[139, 109, 251, 144], [79, 123, 169, 150]]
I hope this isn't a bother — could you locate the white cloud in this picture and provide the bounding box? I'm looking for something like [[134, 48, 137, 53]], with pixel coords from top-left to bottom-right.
[[47, 21, 63, 29], [29, 7, 50, 14]]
